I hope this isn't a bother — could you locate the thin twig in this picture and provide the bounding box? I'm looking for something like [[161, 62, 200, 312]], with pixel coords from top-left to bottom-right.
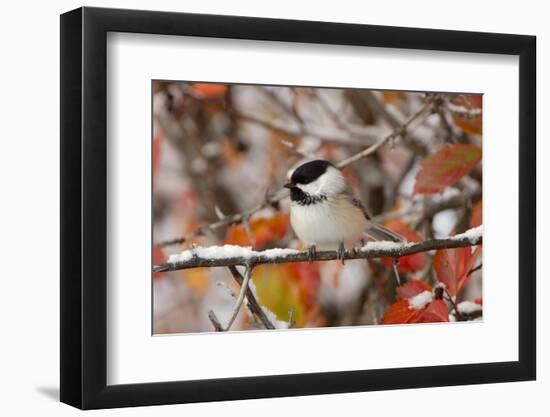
[[256, 86, 304, 124], [335, 99, 433, 168], [467, 263, 483, 277], [233, 110, 372, 147], [224, 264, 253, 331], [444, 288, 462, 321], [228, 266, 276, 329], [312, 90, 352, 133], [208, 310, 224, 331], [392, 259, 401, 285], [287, 310, 295, 329], [373, 186, 481, 224]]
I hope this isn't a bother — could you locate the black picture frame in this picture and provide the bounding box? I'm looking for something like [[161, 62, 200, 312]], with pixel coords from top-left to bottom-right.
[[60, 6, 536, 410]]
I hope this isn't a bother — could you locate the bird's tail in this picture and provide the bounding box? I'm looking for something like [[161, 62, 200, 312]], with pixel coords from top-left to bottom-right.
[[364, 223, 406, 243]]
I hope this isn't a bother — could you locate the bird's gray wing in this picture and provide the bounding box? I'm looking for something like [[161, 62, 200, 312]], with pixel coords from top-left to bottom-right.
[[341, 184, 372, 220], [344, 187, 405, 242]]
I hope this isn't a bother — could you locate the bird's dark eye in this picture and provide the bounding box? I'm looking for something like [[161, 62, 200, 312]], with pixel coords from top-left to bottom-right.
[[291, 160, 332, 185]]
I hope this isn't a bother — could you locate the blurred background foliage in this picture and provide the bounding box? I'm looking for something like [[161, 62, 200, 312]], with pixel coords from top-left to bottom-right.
[[152, 81, 482, 334]]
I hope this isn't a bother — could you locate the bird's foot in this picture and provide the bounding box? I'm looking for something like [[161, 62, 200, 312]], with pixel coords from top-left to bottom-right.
[[337, 242, 346, 264], [307, 244, 317, 263]]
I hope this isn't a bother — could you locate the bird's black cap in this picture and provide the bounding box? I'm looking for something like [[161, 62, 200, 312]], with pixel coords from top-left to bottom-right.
[[289, 160, 333, 185]]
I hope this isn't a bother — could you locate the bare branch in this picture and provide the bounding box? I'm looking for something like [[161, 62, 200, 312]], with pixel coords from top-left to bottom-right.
[[228, 266, 276, 329], [224, 264, 253, 331], [154, 227, 482, 273], [335, 99, 433, 168], [233, 110, 380, 147]]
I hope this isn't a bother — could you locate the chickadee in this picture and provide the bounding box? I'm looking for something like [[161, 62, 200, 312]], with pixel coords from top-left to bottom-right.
[[284, 159, 404, 261]]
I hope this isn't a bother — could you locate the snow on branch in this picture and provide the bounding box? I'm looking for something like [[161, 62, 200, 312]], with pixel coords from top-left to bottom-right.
[[154, 226, 482, 273]]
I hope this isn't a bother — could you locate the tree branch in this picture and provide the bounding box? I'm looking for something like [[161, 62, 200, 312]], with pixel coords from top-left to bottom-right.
[[155, 98, 434, 248], [154, 227, 481, 272]]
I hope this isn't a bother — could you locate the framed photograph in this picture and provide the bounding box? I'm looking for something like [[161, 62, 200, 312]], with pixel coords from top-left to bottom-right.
[[60, 6, 536, 409]]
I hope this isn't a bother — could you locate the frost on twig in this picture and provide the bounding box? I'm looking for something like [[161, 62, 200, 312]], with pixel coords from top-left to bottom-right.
[[154, 226, 482, 272]]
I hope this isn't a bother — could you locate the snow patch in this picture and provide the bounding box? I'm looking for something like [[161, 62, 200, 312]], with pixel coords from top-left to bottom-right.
[[168, 245, 299, 264], [261, 248, 300, 258], [362, 241, 405, 251], [168, 245, 255, 263], [457, 301, 482, 314], [408, 290, 433, 310], [453, 225, 483, 244]]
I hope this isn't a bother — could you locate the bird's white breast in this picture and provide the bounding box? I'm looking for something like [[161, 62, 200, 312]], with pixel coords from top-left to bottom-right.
[[290, 196, 369, 250]]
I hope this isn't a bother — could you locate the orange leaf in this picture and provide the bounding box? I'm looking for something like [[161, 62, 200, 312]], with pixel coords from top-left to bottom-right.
[[381, 299, 422, 324], [433, 245, 481, 296], [382, 91, 403, 103], [191, 83, 228, 99], [224, 214, 289, 249], [452, 95, 482, 135], [454, 116, 482, 135], [470, 199, 482, 228], [382, 296, 449, 325], [396, 280, 432, 300], [182, 268, 210, 295], [381, 220, 426, 273], [413, 144, 482, 195]]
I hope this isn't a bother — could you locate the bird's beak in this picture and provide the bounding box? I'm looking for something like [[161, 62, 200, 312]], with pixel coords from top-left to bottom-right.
[[283, 183, 294, 189]]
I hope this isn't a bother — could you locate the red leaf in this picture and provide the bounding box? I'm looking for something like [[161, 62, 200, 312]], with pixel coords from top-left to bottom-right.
[[413, 144, 482, 195], [396, 280, 432, 300], [191, 83, 228, 99], [433, 245, 481, 296], [287, 262, 321, 309], [418, 299, 449, 323], [380, 220, 426, 273]]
